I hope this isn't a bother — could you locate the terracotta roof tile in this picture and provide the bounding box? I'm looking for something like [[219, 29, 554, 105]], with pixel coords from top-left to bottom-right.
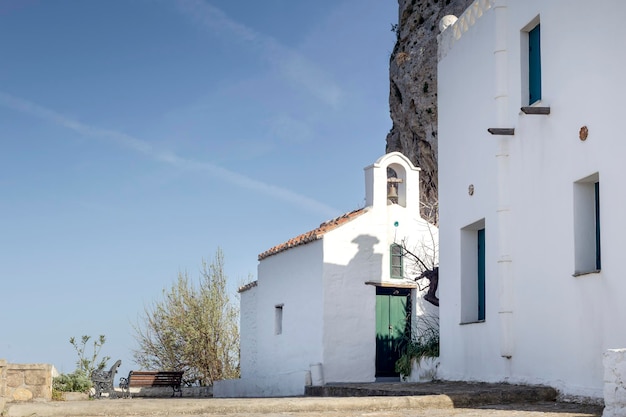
[[258, 208, 366, 261], [238, 280, 258, 293]]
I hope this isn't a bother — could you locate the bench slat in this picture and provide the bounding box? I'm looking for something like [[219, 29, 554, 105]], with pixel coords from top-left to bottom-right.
[[119, 370, 184, 398], [127, 371, 183, 388]]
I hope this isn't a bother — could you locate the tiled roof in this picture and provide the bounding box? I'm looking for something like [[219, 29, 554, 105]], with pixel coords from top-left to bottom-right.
[[258, 208, 366, 261], [238, 280, 258, 293]]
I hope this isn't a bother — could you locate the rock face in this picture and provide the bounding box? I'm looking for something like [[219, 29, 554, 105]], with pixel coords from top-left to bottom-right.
[[386, 0, 474, 218]]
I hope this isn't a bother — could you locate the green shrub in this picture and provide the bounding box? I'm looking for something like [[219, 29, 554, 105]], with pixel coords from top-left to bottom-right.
[[395, 315, 439, 378], [52, 334, 109, 399], [51, 389, 64, 401], [52, 371, 92, 394]]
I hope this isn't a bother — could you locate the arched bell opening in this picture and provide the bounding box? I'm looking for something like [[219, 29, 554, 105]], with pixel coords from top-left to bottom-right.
[[387, 164, 407, 207]]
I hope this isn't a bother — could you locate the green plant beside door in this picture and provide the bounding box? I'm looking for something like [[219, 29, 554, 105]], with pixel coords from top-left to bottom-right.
[[395, 315, 439, 379]]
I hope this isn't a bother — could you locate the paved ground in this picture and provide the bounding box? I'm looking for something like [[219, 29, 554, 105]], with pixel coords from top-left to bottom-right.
[[2, 381, 605, 417], [2, 397, 604, 417]]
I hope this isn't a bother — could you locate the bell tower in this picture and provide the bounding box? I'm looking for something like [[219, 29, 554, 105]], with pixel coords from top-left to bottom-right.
[[364, 152, 421, 212]]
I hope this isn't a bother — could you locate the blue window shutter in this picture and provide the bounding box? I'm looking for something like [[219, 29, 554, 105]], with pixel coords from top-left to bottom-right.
[[595, 182, 601, 270], [529, 24, 542, 104], [477, 229, 486, 321]]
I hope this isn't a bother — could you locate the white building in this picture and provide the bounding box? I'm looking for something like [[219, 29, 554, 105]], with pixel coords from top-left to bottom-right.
[[214, 152, 438, 397], [437, 0, 626, 399]]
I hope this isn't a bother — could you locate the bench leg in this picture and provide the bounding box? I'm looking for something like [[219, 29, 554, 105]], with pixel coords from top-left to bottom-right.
[[93, 383, 102, 399], [172, 385, 183, 397], [108, 384, 118, 399], [119, 378, 131, 399]]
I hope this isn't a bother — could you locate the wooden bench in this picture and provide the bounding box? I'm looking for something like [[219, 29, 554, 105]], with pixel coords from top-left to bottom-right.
[[119, 371, 184, 398], [91, 359, 122, 399]]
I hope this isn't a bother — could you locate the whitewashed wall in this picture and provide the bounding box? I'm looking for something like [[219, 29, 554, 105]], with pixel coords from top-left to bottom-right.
[[438, 0, 626, 399], [238, 284, 257, 380], [253, 241, 325, 379], [216, 241, 326, 397], [322, 152, 438, 383], [438, 0, 501, 385], [322, 212, 381, 383], [321, 212, 437, 383]]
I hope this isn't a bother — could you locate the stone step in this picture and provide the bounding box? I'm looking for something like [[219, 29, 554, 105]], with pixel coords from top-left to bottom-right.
[[306, 381, 557, 408]]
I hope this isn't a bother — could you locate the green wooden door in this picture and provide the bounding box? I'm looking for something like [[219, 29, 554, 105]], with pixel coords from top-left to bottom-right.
[[375, 287, 410, 377]]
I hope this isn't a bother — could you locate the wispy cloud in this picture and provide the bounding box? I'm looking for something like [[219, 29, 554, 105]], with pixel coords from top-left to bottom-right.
[[0, 91, 340, 218], [174, 0, 344, 108], [269, 114, 314, 145]]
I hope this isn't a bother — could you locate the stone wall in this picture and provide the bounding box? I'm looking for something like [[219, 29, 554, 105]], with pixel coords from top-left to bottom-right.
[[0, 359, 6, 399], [0, 360, 53, 402]]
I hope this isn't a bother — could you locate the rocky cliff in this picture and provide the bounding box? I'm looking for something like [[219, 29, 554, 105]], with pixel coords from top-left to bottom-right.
[[386, 0, 474, 219]]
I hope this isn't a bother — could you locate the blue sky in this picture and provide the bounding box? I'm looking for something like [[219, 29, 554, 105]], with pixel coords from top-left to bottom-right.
[[0, 0, 397, 378]]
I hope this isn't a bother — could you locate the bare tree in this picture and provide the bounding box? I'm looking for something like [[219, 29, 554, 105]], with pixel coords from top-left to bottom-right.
[[133, 248, 240, 386], [398, 201, 439, 306], [420, 200, 438, 227]]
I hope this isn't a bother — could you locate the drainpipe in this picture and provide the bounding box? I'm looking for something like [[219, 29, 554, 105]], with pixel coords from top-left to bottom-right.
[[494, 0, 514, 362]]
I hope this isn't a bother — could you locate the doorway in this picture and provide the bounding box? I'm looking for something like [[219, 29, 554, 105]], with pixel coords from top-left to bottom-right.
[[375, 287, 411, 378]]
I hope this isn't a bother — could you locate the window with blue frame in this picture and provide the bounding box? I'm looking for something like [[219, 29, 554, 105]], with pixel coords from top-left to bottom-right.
[[574, 174, 601, 275], [461, 219, 486, 324], [528, 24, 542, 104], [595, 182, 601, 270], [477, 229, 486, 321]]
